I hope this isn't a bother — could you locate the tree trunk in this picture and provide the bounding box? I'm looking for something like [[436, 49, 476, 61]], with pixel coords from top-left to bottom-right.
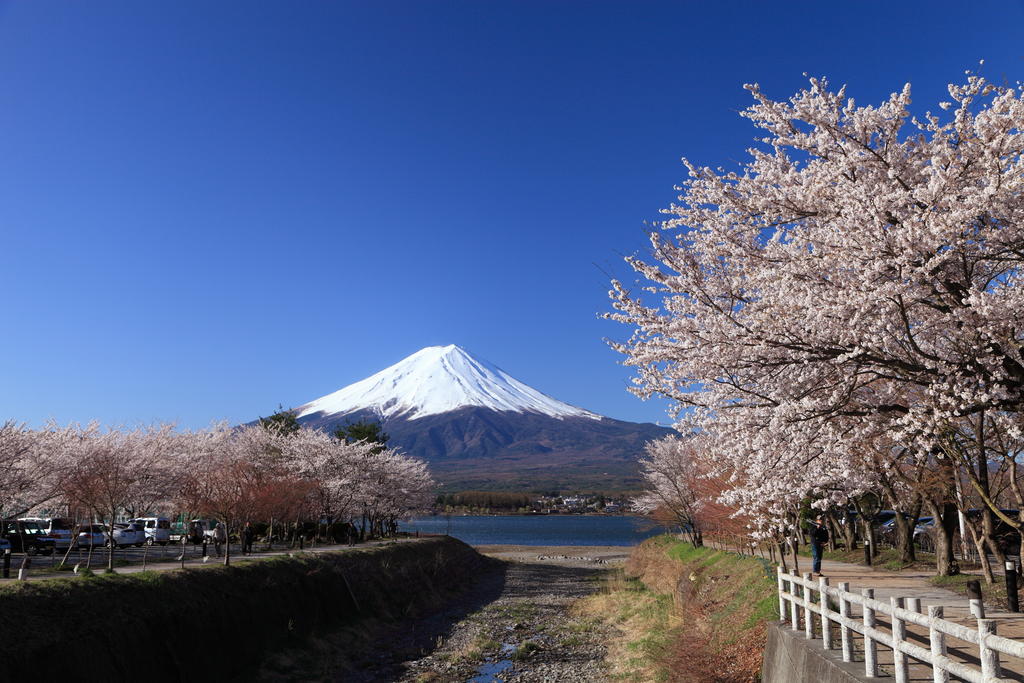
[[981, 508, 1009, 575], [107, 513, 116, 573], [59, 524, 81, 569], [223, 520, 231, 567], [776, 541, 787, 573], [860, 518, 874, 565], [927, 501, 961, 576], [842, 510, 857, 550], [893, 514, 917, 564], [967, 524, 994, 583]]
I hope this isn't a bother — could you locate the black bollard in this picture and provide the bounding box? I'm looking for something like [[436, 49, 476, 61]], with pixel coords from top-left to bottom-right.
[[1006, 561, 1020, 613], [2, 548, 9, 578], [299, 535, 304, 550], [967, 579, 985, 618], [202, 540, 208, 558]]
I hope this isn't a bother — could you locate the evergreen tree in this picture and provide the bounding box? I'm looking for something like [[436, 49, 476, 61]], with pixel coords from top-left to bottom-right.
[[258, 405, 300, 437], [334, 420, 389, 453]]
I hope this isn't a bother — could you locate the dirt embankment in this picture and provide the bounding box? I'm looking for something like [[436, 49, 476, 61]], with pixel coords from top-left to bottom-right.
[[580, 536, 778, 683], [0, 537, 489, 683]]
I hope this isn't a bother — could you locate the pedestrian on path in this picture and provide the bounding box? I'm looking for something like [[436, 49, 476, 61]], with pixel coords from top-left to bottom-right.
[[213, 522, 226, 557], [241, 522, 254, 555], [809, 514, 829, 576]]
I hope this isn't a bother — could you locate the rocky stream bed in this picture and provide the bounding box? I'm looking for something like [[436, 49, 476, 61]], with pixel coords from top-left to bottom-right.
[[361, 545, 629, 682]]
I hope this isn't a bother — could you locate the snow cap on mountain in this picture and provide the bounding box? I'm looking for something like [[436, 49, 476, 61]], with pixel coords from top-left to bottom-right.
[[297, 344, 602, 422]]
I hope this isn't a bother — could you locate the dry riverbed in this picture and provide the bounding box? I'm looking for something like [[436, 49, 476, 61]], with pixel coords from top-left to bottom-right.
[[396, 545, 627, 683]]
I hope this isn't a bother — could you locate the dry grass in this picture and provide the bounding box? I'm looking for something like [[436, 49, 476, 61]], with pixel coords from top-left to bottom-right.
[[574, 572, 678, 681], [576, 536, 777, 683]]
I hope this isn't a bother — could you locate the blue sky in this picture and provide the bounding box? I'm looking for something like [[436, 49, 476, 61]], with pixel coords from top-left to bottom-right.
[[2, 1, 1023, 429]]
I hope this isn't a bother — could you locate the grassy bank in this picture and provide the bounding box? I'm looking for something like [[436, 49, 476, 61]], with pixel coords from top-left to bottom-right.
[[576, 535, 777, 682], [0, 537, 491, 682]]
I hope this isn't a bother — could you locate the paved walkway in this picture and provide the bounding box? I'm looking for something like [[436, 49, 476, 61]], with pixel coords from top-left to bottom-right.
[[787, 556, 1024, 681]]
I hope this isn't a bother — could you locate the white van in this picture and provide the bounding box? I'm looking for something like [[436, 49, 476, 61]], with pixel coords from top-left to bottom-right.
[[129, 517, 172, 546], [18, 517, 73, 549]]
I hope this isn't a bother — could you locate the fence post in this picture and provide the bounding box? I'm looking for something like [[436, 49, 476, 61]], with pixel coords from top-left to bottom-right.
[[839, 582, 853, 662], [906, 597, 920, 614], [978, 619, 1001, 680], [819, 576, 831, 650], [803, 572, 814, 639], [777, 566, 786, 620], [890, 597, 908, 683], [863, 588, 877, 677], [1006, 561, 1019, 613], [927, 605, 949, 683], [790, 574, 799, 631]]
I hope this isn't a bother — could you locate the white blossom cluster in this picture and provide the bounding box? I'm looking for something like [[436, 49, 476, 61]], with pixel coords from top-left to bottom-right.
[[611, 72, 1024, 535]]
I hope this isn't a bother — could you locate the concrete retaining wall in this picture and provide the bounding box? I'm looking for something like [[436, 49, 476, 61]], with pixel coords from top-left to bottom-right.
[[761, 621, 873, 682]]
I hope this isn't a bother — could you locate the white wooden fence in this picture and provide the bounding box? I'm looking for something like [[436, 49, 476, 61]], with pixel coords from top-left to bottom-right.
[[777, 568, 1024, 683]]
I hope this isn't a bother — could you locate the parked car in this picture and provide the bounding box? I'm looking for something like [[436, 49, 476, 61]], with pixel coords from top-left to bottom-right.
[[878, 515, 934, 545], [76, 524, 107, 549], [113, 522, 146, 547], [129, 517, 171, 545], [187, 519, 220, 544], [1, 520, 56, 555], [17, 517, 73, 549], [964, 509, 1021, 556], [0, 537, 10, 554], [76, 522, 147, 548]]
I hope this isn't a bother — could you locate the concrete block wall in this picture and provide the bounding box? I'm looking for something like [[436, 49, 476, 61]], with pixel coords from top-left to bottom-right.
[[761, 621, 874, 682]]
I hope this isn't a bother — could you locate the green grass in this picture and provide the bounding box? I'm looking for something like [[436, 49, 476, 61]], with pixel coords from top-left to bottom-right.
[[930, 573, 1019, 611], [512, 640, 542, 661]]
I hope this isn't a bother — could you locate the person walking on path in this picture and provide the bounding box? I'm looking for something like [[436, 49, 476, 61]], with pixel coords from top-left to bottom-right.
[[809, 515, 829, 576], [213, 522, 227, 558], [241, 522, 254, 555]]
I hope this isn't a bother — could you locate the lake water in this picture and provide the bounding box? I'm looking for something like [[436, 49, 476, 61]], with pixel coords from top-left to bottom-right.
[[399, 514, 664, 546]]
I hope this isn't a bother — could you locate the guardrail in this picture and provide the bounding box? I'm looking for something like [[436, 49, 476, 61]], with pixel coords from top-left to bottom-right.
[[777, 567, 1024, 683]]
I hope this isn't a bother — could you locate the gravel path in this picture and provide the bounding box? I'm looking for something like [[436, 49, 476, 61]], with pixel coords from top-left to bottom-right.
[[392, 545, 625, 683]]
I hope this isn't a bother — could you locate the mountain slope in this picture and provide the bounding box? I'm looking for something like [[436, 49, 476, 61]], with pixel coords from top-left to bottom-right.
[[297, 344, 599, 421], [292, 345, 673, 491]]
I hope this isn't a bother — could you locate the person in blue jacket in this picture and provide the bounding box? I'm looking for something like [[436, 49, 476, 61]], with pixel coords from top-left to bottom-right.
[[809, 515, 829, 576]]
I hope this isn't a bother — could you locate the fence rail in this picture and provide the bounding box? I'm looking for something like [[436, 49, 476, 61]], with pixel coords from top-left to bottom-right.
[[777, 567, 1024, 683]]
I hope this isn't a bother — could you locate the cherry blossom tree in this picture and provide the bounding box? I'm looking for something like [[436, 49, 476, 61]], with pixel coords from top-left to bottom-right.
[[178, 425, 284, 566], [633, 436, 707, 546], [284, 428, 373, 541], [610, 71, 1024, 574], [58, 424, 153, 571], [0, 422, 44, 520]]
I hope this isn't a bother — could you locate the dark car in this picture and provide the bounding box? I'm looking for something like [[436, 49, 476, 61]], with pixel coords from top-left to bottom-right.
[[964, 509, 1021, 556], [1, 520, 57, 555]]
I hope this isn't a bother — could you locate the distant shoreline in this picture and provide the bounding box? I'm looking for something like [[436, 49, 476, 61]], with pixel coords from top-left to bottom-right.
[[473, 543, 633, 564], [425, 511, 638, 517]]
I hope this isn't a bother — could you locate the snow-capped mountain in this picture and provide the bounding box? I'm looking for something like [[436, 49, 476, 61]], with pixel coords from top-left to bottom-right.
[[291, 345, 673, 491], [297, 344, 600, 422]]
